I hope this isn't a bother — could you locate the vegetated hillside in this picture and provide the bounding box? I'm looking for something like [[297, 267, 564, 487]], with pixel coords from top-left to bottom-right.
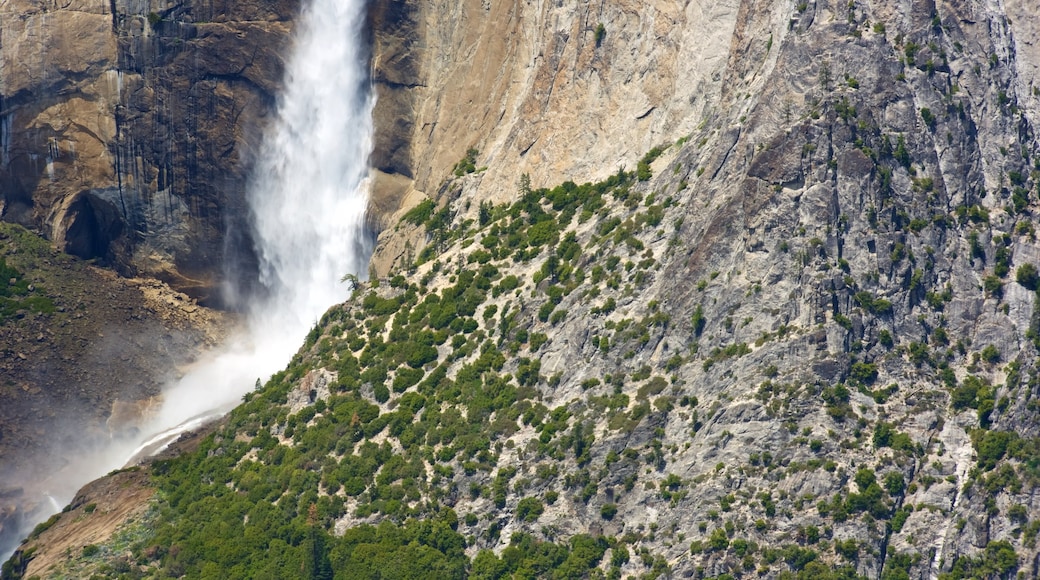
[[10, 0, 1040, 578]]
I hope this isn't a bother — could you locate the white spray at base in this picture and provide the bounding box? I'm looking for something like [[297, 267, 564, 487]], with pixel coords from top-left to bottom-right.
[[2, 0, 372, 561], [146, 0, 374, 434]]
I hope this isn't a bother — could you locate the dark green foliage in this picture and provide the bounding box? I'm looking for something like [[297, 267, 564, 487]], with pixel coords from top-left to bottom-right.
[[708, 528, 729, 551], [920, 107, 936, 129], [1011, 187, 1029, 214], [882, 552, 913, 580], [516, 497, 544, 522], [822, 384, 852, 421], [951, 374, 991, 416], [834, 468, 890, 519], [471, 533, 607, 579], [782, 545, 818, 571], [453, 148, 479, 176], [994, 242, 1011, 277], [849, 361, 878, 385], [907, 341, 931, 366], [973, 430, 1015, 470], [883, 471, 905, 495], [691, 305, 706, 337], [81, 544, 100, 557], [403, 199, 437, 226], [894, 135, 912, 168], [890, 506, 912, 533], [873, 422, 914, 453], [479, 201, 493, 226], [980, 344, 1000, 364], [853, 291, 892, 315], [983, 274, 1003, 297], [956, 204, 990, 225], [636, 146, 667, 181], [594, 23, 606, 46], [1016, 263, 1039, 290], [0, 257, 55, 321], [834, 539, 858, 561], [940, 540, 1018, 579]]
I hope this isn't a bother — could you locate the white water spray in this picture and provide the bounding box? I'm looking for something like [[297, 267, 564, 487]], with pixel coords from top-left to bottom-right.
[[152, 0, 374, 428], [1, 0, 373, 562], [118, 3, 373, 455]]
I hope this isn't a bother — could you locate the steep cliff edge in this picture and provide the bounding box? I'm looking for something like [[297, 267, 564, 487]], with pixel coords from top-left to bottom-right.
[[0, 0, 297, 305]]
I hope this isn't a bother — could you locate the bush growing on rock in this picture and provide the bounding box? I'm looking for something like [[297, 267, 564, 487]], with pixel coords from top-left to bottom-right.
[[1016, 263, 1039, 290]]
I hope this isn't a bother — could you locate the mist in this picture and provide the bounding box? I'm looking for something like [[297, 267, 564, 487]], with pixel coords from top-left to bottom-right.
[[1, 0, 373, 563]]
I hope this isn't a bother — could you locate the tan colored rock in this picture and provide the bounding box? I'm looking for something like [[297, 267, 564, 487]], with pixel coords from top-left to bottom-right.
[[0, 0, 298, 305], [371, 0, 740, 206]]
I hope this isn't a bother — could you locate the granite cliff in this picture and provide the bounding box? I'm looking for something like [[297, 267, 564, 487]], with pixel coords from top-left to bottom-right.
[[0, 0, 297, 305], [8, 0, 1040, 578]]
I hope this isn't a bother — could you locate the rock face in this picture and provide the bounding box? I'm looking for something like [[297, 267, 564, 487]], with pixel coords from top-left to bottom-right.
[[361, 0, 1040, 576], [10, 0, 1040, 578], [368, 0, 741, 271], [0, 0, 297, 305]]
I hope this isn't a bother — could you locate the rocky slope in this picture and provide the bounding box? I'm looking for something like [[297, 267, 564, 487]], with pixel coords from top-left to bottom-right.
[[0, 222, 230, 562], [8, 0, 1040, 578]]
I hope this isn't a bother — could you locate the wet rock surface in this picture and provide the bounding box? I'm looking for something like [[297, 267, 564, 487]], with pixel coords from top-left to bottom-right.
[[0, 0, 298, 305]]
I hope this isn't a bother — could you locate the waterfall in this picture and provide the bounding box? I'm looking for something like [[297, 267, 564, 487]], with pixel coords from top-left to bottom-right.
[[0, 0, 373, 563], [151, 0, 374, 427]]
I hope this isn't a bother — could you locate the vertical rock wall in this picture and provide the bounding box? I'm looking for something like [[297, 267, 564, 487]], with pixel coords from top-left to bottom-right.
[[367, 0, 743, 271], [0, 0, 297, 305]]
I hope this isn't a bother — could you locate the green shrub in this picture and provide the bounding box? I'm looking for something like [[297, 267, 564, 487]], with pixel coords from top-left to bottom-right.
[[82, 544, 100, 557], [708, 528, 729, 551], [453, 148, 479, 176], [373, 384, 390, 403], [691, 305, 706, 336], [983, 274, 1003, 297], [980, 344, 1000, 364], [849, 361, 878, 385], [920, 107, 936, 129], [538, 302, 555, 322], [515, 497, 544, 522], [402, 199, 436, 225], [884, 471, 905, 495], [1017, 264, 1039, 290], [636, 146, 666, 182]]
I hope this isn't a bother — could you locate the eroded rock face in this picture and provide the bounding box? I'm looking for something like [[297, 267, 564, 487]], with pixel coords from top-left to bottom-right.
[[2, 0, 738, 292], [0, 0, 297, 306], [368, 0, 740, 272]]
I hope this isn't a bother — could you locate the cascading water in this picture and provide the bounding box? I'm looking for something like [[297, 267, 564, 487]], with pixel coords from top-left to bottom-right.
[[1, 0, 373, 563], [146, 0, 374, 429]]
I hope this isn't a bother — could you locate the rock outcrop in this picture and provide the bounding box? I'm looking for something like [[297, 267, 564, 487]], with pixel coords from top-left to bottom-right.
[[0, 223, 230, 562], [0, 0, 297, 305], [368, 0, 741, 272]]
